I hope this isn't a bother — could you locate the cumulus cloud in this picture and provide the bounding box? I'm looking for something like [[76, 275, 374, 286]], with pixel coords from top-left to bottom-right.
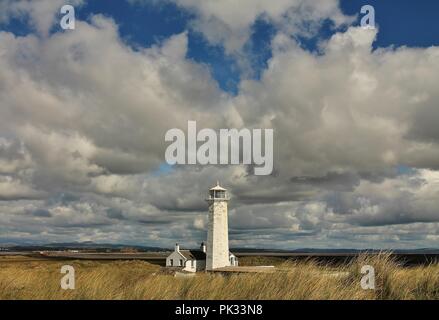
[[160, 0, 353, 55], [236, 27, 439, 178], [0, 16, 234, 183]]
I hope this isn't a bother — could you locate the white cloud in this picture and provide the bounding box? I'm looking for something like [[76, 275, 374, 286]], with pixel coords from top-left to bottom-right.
[[168, 0, 353, 54], [235, 27, 439, 177]]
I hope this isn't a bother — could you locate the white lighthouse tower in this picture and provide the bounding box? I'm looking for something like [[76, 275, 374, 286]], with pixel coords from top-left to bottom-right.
[[206, 182, 232, 270]]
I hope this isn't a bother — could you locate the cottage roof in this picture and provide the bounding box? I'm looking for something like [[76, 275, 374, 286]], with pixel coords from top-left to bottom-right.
[[180, 250, 206, 260]]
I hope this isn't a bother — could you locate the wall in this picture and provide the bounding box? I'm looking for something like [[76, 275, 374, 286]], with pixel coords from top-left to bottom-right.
[[206, 199, 230, 270], [166, 251, 186, 267]]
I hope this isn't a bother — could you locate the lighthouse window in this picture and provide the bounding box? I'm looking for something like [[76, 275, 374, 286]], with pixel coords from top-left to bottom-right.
[[216, 191, 226, 198]]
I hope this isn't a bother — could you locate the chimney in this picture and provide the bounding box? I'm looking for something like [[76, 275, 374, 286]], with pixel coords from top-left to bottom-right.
[[200, 242, 206, 253], [175, 243, 180, 252]]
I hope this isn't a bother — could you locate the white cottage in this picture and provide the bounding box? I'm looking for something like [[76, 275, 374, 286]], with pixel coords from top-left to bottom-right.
[[166, 243, 206, 272], [166, 183, 238, 272]]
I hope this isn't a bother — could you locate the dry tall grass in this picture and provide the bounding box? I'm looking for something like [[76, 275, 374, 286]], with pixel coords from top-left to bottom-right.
[[0, 254, 437, 300]]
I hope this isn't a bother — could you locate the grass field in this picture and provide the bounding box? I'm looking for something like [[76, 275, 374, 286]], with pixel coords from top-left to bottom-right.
[[0, 254, 438, 300]]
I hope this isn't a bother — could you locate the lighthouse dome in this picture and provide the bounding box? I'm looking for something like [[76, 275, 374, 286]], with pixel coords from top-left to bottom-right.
[[208, 182, 228, 200]]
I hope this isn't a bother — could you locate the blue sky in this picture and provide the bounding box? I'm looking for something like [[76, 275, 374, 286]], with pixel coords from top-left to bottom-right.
[[89, 0, 439, 93], [3, 0, 439, 94]]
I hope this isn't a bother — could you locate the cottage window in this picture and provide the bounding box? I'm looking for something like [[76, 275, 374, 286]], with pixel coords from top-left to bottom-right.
[[180, 259, 183, 266]]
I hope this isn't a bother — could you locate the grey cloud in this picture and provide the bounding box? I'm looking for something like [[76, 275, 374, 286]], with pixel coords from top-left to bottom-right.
[[106, 208, 124, 220], [291, 171, 361, 192], [30, 209, 52, 217]]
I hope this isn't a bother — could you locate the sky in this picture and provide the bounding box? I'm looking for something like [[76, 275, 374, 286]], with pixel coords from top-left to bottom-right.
[[0, 0, 439, 249]]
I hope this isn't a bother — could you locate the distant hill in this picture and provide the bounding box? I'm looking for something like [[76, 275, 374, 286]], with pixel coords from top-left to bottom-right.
[[1, 242, 438, 254], [1, 242, 167, 252], [231, 248, 439, 254]]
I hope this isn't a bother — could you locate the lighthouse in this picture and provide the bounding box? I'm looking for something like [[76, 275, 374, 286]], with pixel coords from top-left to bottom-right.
[[165, 182, 237, 272], [206, 182, 232, 270]]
